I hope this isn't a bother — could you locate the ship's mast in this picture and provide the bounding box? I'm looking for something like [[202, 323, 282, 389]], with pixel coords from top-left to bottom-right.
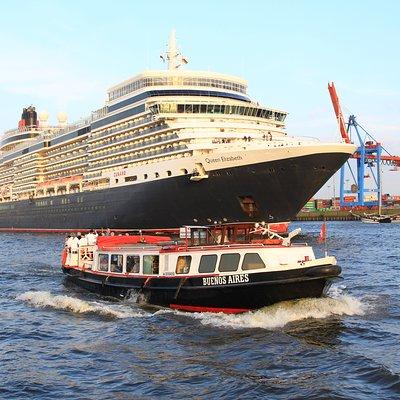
[[167, 30, 178, 70], [161, 29, 188, 70]]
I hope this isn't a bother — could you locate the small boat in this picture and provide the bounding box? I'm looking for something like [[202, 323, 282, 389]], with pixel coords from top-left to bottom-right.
[[353, 162, 392, 224], [391, 215, 400, 223], [61, 223, 341, 314], [350, 202, 392, 224], [360, 214, 392, 224]]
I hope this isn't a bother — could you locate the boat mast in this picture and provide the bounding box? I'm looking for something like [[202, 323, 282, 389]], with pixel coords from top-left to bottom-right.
[[161, 29, 188, 70], [167, 30, 178, 70]]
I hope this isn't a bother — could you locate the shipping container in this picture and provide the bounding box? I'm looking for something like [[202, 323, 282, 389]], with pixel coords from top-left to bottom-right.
[[344, 195, 356, 202]]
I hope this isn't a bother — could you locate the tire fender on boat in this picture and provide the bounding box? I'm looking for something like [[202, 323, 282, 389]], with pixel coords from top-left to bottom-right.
[[305, 265, 341, 277]]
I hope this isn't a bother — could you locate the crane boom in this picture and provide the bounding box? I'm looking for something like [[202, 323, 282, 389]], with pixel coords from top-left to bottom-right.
[[328, 82, 351, 144], [352, 153, 400, 167]]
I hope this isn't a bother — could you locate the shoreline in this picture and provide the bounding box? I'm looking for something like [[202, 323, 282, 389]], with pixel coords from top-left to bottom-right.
[[295, 208, 399, 221]]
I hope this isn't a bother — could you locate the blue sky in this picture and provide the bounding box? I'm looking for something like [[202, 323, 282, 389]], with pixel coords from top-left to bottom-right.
[[1, 0, 399, 195]]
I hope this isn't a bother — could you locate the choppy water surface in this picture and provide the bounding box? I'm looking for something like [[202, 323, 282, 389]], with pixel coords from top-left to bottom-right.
[[1, 222, 399, 399]]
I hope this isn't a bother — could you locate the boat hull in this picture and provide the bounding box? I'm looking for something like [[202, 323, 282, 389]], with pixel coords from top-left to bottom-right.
[[62, 264, 341, 313], [361, 216, 392, 223], [0, 152, 350, 230]]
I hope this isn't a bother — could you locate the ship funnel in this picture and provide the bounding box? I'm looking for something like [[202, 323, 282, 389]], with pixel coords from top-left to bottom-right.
[[57, 112, 68, 127], [39, 111, 49, 128], [18, 106, 38, 131]]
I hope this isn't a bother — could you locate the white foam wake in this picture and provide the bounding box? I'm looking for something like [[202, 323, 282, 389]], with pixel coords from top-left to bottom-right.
[[17, 290, 144, 319], [189, 295, 366, 330]]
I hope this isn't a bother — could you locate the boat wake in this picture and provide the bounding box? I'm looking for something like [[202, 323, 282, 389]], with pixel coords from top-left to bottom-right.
[[184, 294, 366, 330], [17, 289, 368, 328], [17, 290, 146, 319]]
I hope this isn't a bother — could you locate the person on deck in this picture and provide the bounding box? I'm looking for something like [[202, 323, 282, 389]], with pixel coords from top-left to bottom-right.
[[64, 234, 71, 248], [78, 232, 87, 247], [84, 230, 98, 262], [65, 234, 75, 265], [69, 234, 80, 266], [85, 229, 98, 245]]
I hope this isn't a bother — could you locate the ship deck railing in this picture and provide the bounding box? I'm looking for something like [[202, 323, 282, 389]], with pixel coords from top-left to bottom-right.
[[89, 116, 154, 141]]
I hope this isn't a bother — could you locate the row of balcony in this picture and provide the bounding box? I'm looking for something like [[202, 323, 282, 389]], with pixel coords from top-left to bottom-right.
[[48, 149, 86, 166], [14, 154, 41, 166], [89, 122, 168, 151], [46, 139, 86, 157], [45, 158, 88, 174], [15, 168, 43, 179], [83, 171, 103, 180], [88, 134, 179, 162], [90, 116, 154, 142], [88, 145, 188, 171], [47, 167, 86, 181], [14, 177, 38, 186]]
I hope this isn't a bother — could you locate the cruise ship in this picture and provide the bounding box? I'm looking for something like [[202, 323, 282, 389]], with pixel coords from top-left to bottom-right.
[[0, 32, 355, 231]]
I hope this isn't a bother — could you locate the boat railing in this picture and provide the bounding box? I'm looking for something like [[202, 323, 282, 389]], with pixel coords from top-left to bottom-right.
[[57, 117, 92, 137], [2, 118, 91, 157], [90, 116, 154, 141], [88, 132, 178, 158], [92, 144, 187, 169], [98, 244, 163, 252], [294, 136, 321, 142], [160, 240, 308, 252], [248, 226, 301, 247]]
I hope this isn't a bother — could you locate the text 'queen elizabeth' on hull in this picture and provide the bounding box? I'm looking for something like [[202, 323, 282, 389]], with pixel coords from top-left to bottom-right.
[[0, 31, 356, 231]]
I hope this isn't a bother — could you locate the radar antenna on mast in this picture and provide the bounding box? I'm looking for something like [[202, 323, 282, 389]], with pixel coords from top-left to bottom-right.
[[160, 29, 188, 70]]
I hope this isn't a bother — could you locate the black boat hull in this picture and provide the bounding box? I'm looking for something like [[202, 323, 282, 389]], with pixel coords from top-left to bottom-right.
[[0, 152, 349, 230], [62, 264, 341, 312]]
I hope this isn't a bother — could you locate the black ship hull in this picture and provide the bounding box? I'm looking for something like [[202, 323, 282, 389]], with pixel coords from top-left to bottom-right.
[[0, 152, 349, 230], [62, 264, 340, 313]]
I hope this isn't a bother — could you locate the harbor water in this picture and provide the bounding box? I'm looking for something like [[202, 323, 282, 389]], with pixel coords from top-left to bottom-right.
[[1, 221, 399, 399]]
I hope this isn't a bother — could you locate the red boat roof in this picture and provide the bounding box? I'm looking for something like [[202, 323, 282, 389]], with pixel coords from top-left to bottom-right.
[[97, 235, 172, 249]]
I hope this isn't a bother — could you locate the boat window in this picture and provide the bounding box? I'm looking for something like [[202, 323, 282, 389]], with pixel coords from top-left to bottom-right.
[[198, 254, 217, 273], [110, 254, 123, 273], [98, 253, 109, 271], [143, 255, 159, 275], [242, 253, 266, 270], [126, 255, 140, 273], [176, 256, 191, 274], [218, 253, 240, 272]]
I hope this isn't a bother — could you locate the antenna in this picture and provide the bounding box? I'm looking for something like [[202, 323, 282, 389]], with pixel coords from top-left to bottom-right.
[[160, 29, 189, 70]]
